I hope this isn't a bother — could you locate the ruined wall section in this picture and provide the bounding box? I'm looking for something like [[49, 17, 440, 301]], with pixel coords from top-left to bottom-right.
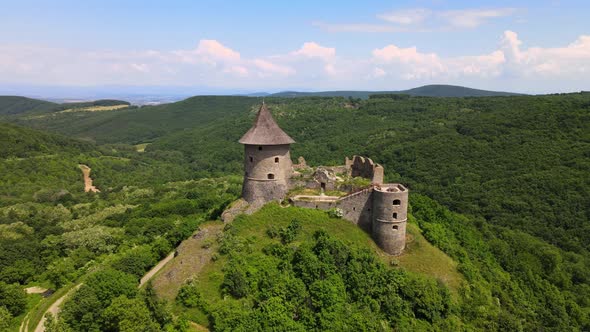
[[290, 188, 373, 233], [347, 156, 384, 185]]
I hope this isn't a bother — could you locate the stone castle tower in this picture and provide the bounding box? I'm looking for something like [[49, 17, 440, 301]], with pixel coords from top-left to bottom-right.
[[236, 102, 408, 255], [371, 184, 409, 255], [239, 102, 295, 204]]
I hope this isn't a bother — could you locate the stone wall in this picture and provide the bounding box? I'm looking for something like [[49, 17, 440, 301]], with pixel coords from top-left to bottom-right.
[[337, 188, 373, 233], [244, 144, 292, 182], [348, 156, 384, 185], [242, 144, 292, 203], [291, 198, 339, 210]]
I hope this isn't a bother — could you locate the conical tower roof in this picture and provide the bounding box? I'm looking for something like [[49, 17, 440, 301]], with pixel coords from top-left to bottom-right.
[[239, 102, 295, 145]]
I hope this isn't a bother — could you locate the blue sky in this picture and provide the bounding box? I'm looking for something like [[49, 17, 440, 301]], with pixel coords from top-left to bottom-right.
[[1, 0, 589, 93]]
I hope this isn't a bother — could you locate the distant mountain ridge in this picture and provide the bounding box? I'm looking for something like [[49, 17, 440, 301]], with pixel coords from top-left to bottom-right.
[[268, 84, 523, 99]]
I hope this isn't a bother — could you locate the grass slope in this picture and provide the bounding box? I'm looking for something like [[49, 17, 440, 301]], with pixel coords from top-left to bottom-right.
[[154, 203, 462, 327]]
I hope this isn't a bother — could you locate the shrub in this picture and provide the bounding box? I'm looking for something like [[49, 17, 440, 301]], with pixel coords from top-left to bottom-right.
[[279, 219, 302, 244], [177, 279, 202, 308]]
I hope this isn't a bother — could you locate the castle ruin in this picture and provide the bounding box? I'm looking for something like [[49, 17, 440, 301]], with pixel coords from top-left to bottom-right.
[[237, 102, 409, 255]]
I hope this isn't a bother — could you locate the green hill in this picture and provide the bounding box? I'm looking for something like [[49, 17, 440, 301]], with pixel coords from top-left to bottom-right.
[[401, 84, 522, 97], [0, 96, 131, 119], [6, 96, 255, 144], [268, 84, 522, 99], [153, 202, 469, 330], [0, 96, 58, 116]]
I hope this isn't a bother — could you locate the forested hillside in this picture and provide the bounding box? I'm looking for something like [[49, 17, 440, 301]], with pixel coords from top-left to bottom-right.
[[0, 92, 589, 331], [268, 84, 522, 98], [0, 123, 240, 330], [5, 96, 255, 144], [0, 97, 57, 116]]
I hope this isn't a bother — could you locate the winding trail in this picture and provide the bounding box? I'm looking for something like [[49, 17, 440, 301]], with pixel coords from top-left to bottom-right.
[[139, 251, 176, 288], [31, 284, 82, 332], [79, 164, 100, 193], [25, 249, 176, 332]]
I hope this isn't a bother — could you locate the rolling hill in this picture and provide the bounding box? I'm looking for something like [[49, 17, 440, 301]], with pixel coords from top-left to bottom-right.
[[0, 96, 131, 118], [0, 96, 58, 116], [268, 84, 523, 99]]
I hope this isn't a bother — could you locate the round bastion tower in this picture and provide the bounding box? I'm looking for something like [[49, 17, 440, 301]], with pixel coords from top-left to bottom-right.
[[372, 184, 409, 255], [239, 102, 295, 204]]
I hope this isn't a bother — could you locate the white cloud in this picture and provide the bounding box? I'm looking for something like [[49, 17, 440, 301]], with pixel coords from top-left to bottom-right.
[[377, 8, 431, 25], [252, 59, 295, 76], [195, 39, 240, 62], [372, 67, 386, 78], [499, 30, 590, 76], [223, 65, 249, 77], [317, 7, 517, 34], [0, 32, 589, 92], [368, 29, 590, 85], [439, 8, 516, 28], [130, 63, 149, 73], [372, 44, 445, 79], [447, 51, 505, 77], [292, 42, 335, 60], [501, 30, 523, 61], [312, 21, 407, 33]]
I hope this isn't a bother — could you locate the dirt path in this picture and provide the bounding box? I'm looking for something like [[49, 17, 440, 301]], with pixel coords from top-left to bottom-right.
[[23, 223, 218, 332], [33, 284, 82, 332], [151, 223, 224, 301], [139, 251, 176, 288], [78, 164, 100, 193], [18, 313, 29, 332]]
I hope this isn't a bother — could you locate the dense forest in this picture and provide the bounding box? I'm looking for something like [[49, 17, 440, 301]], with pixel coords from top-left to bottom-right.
[[0, 92, 588, 331]]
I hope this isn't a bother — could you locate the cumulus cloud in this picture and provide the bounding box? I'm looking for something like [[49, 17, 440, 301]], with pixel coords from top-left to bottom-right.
[[292, 42, 335, 60], [499, 30, 590, 76], [368, 30, 590, 86], [0, 32, 589, 92], [372, 44, 445, 79], [196, 39, 241, 62]]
